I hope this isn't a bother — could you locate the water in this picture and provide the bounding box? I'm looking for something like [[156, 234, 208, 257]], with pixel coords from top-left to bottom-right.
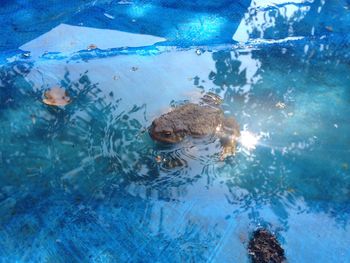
[[1, 0, 350, 262]]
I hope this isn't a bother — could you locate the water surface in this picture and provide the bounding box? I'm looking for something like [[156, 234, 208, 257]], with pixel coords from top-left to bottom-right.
[[1, 0, 350, 262]]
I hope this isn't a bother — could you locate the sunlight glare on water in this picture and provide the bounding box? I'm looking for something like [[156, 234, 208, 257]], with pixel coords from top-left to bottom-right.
[[239, 130, 260, 151]]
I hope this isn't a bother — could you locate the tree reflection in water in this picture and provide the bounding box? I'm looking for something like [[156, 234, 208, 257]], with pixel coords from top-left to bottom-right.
[[206, 33, 350, 230]]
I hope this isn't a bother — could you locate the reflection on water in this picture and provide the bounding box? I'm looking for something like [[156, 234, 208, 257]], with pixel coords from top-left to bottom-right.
[[20, 24, 166, 58], [1, 0, 350, 262]]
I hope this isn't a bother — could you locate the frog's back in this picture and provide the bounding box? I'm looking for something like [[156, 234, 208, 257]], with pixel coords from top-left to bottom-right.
[[170, 103, 223, 136]]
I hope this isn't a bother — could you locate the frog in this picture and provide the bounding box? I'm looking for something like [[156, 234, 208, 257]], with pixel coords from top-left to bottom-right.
[[149, 93, 240, 159]]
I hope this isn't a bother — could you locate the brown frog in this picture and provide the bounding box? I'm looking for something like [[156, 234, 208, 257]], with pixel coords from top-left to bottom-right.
[[149, 93, 240, 159]]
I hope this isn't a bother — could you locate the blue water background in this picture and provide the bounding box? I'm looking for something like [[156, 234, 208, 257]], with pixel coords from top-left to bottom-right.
[[1, 0, 350, 262]]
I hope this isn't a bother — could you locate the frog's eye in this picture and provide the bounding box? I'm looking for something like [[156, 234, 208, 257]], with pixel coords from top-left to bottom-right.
[[163, 131, 172, 137]]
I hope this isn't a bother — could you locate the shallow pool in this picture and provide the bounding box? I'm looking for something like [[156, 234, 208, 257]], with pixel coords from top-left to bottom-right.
[[1, 0, 350, 262]]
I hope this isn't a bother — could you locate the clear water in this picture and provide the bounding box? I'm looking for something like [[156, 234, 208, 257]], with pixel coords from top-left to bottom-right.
[[1, 1, 350, 262]]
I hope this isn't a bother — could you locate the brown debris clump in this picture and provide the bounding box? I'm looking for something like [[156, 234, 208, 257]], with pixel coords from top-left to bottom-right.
[[248, 229, 286, 263]]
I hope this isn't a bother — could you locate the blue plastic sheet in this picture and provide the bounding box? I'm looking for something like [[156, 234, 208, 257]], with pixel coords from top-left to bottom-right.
[[1, 1, 350, 262]]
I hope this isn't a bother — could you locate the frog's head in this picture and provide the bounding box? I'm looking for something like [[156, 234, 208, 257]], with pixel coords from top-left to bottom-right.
[[149, 117, 183, 143]]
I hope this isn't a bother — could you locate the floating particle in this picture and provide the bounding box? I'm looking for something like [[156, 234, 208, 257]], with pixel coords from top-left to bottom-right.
[[275, 101, 286, 109], [104, 13, 115, 19], [87, 44, 97, 50], [334, 123, 338, 128], [131, 66, 138, 71], [139, 128, 147, 135], [342, 163, 349, 170], [118, 0, 132, 4], [30, 114, 36, 124], [325, 26, 334, 32], [22, 52, 31, 58]]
